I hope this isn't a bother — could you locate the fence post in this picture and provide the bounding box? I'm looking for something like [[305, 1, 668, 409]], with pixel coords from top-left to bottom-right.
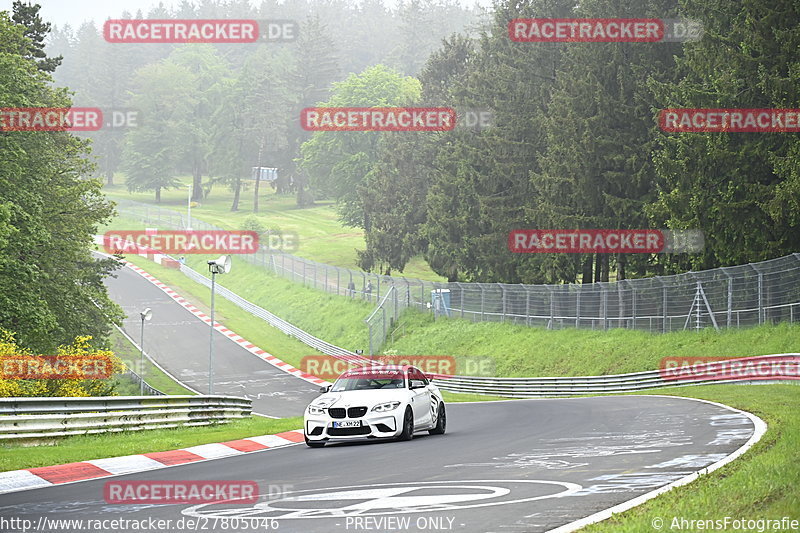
[[659, 278, 667, 333], [526, 287, 531, 327], [501, 286, 506, 322], [549, 286, 555, 328], [382, 307, 387, 343], [575, 285, 580, 328], [460, 284, 465, 319], [368, 322, 373, 357], [725, 270, 733, 328], [480, 285, 485, 322], [601, 284, 608, 330], [631, 284, 636, 328], [758, 271, 764, 324]]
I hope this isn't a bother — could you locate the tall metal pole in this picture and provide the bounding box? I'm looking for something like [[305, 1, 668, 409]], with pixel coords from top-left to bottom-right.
[[139, 315, 145, 395], [209, 271, 216, 395]]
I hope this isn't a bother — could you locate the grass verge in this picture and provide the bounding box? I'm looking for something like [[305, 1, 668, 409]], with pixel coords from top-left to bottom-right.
[[0, 416, 303, 473], [583, 383, 799, 531], [109, 327, 196, 395]]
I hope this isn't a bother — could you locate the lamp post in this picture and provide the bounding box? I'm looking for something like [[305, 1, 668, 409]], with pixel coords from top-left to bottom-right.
[[139, 308, 152, 394], [207, 255, 231, 395]]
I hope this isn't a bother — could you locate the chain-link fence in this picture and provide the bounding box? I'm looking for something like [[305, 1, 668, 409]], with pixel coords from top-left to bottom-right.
[[114, 199, 800, 352]]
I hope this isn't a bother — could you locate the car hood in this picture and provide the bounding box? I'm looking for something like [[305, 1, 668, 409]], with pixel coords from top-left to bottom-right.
[[312, 389, 408, 408]]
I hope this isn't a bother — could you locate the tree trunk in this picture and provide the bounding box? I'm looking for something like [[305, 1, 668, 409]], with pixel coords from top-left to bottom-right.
[[106, 170, 113, 186], [617, 253, 627, 280], [231, 177, 241, 211], [192, 166, 203, 201], [582, 255, 594, 283], [253, 172, 261, 213], [594, 253, 602, 283], [155, 187, 161, 203], [600, 254, 610, 282]]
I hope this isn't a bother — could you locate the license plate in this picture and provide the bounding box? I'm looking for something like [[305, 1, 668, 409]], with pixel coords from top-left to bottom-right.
[[333, 420, 361, 428]]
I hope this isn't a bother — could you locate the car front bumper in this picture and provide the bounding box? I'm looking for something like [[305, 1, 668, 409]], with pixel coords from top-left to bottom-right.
[[304, 410, 403, 442]]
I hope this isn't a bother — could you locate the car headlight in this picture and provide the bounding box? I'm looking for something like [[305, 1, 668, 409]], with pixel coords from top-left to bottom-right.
[[371, 401, 401, 412], [307, 405, 327, 415]]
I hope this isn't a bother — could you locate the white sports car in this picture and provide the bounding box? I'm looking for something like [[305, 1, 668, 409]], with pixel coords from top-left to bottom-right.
[[304, 364, 446, 447]]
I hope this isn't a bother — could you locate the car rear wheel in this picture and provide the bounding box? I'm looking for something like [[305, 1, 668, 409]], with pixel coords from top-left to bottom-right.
[[397, 407, 414, 441], [305, 435, 325, 448], [429, 403, 446, 435]]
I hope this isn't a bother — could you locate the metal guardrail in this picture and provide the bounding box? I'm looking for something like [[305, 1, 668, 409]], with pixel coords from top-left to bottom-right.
[[0, 395, 251, 443], [431, 354, 800, 397], [121, 369, 164, 396]]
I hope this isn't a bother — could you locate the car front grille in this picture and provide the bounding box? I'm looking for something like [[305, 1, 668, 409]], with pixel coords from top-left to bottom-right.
[[348, 407, 368, 418], [328, 426, 371, 436], [328, 408, 346, 419]]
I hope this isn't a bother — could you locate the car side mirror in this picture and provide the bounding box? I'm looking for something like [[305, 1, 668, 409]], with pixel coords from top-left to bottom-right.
[[319, 385, 331, 393]]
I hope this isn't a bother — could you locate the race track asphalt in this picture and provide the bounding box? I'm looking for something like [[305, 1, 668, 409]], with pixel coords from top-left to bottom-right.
[[103, 264, 321, 417], [0, 395, 756, 533]]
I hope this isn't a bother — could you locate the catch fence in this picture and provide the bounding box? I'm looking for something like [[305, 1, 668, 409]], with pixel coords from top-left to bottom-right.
[[115, 200, 800, 352]]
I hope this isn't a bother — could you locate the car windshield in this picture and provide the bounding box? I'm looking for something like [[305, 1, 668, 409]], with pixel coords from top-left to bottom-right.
[[331, 373, 405, 392]]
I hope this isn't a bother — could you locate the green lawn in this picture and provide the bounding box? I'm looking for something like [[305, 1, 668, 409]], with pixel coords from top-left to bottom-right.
[[102, 178, 444, 281], [109, 327, 196, 396]]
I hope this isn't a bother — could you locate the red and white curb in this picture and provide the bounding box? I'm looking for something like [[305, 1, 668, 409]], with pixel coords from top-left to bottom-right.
[[120, 259, 329, 387], [0, 430, 304, 495]]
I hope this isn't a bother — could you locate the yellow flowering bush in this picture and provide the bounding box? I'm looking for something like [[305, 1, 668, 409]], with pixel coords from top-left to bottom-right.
[[0, 330, 124, 397]]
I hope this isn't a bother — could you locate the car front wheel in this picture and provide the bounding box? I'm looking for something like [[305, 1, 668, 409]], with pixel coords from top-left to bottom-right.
[[397, 407, 414, 441], [429, 403, 446, 435]]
